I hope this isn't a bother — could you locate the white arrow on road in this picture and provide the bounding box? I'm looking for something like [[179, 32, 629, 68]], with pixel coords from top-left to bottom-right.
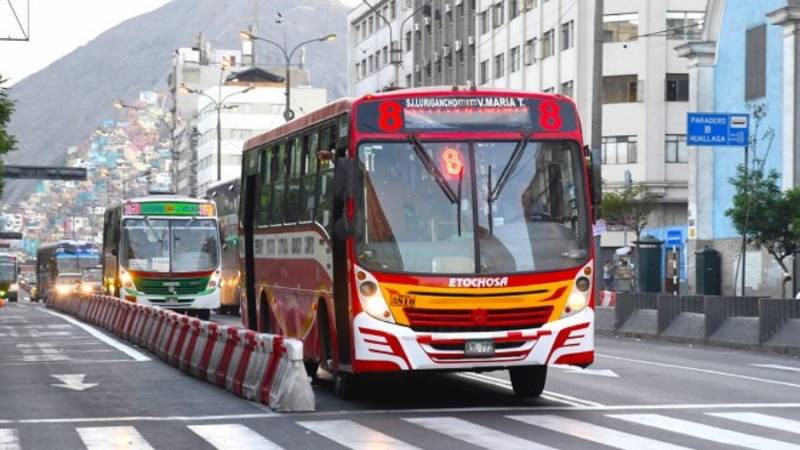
[[552, 364, 619, 378], [50, 374, 98, 391]]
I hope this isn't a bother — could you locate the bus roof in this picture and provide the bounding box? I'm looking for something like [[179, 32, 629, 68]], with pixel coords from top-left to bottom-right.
[[205, 178, 239, 194], [124, 195, 209, 204], [242, 87, 574, 154]]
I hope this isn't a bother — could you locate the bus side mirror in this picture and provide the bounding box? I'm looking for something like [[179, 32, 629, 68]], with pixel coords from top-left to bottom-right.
[[333, 156, 357, 201], [110, 248, 118, 257], [585, 145, 602, 216], [333, 216, 354, 240]]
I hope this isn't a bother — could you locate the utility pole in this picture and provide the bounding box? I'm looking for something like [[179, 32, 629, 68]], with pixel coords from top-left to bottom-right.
[[591, 0, 604, 299]]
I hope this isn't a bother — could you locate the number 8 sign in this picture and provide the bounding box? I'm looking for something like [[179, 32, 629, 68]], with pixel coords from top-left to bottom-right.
[[378, 101, 404, 132]]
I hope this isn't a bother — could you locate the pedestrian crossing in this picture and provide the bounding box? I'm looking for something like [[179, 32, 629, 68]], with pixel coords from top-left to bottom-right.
[[1, 409, 799, 449]]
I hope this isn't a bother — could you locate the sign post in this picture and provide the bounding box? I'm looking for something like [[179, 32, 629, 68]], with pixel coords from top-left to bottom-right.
[[687, 113, 750, 296]]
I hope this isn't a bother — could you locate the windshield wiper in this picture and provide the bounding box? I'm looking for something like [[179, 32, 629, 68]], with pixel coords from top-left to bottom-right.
[[488, 133, 529, 203], [408, 135, 459, 204], [143, 217, 165, 244]]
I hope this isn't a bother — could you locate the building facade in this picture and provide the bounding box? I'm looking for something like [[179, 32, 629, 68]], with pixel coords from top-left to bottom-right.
[[348, 0, 478, 96], [678, 0, 800, 297]]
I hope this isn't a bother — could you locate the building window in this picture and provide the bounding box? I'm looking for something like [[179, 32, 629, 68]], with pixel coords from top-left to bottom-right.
[[493, 3, 504, 28], [509, 0, 519, 20], [405, 31, 412, 52], [355, 63, 361, 80], [665, 73, 689, 102], [561, 21, 574, 50], [390, 0, 397, 19], [368, 55, 374, 73], [480, 11, 489, 34], [603, 75, 639, 103], [361, 59, 367, 77], [665, 135, 688, 163], [602, 136, 638, 164], [542, 29, 555, 58], [355, 24, 361, 42], [666, 11, 704, 40], [480, 59, 489, 84], [524, 0, 537, 10], [406, 74, 412, 86], [524, 38, 537, 65], [561, 80, 574, 98], [543, 87, 554, 93], [604, 13, 638, 43], [746, 25, 767, 101], [382, 46, 389, 65], [494, 53, 505, 79], [510, 46, 520, 73]]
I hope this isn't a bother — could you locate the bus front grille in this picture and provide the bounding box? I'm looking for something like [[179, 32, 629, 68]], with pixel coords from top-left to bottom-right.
[[404, 306, 553, 332], [133, 276, 209, 296]]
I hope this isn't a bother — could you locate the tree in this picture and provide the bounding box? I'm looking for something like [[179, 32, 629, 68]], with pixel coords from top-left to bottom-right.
[[725, 166, 800, 289], [0, 74, 16, 196], [600, 184, 659, 245]]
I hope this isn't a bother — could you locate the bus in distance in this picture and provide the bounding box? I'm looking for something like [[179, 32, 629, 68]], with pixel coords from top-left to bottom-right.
[[102, 196, 222, 320], [0, 253, 19, 302], [35, 241, 100, 301], [207, 179, 242, 315], [239, 88, 600, 399]]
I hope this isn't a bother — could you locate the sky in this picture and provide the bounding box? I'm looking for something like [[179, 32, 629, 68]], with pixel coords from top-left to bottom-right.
[[0, 0, 362, 86]]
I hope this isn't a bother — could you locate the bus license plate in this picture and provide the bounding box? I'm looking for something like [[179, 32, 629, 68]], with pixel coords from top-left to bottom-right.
[[465, 339, 495, 356]]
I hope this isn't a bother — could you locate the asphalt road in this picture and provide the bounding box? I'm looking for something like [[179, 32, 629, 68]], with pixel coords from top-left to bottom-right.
[[1, 300, 799, 450]]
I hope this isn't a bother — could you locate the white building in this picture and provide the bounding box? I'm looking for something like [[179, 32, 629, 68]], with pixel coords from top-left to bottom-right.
[[194, 72, 327, 194], [348, 0, 479, 96]]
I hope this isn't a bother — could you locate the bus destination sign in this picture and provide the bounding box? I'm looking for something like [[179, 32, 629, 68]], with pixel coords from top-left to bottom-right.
[[124, 201, 216, 217], [356, 96, 577, 133]]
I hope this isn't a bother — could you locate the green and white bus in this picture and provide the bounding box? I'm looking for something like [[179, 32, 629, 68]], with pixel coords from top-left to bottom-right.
[[102, 196, 222, 320]]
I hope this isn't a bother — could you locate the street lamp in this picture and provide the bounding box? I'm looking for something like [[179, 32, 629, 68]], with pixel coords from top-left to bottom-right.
[[179, 84, 254, 182], [113, 100, 177, 192], [239, 30, 336, 121]]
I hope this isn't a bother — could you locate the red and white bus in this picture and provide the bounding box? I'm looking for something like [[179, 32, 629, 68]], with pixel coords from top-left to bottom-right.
[[239, 88, 600, 398]]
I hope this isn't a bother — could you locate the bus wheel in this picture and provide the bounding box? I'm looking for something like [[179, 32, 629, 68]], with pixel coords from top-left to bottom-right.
[[197, 309, 211, 321], [509, 365, 547, 398], [333, 371, 359, 400]]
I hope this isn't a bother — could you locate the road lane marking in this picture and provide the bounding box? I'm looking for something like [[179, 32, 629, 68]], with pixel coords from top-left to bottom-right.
[[457, 372, 605, 407], [0, 359, 141, 367], [551, 364, 619, 378], [405, 417, 557, 450], [0, 429, 20, 450], [42, 309, 150, 362], [508, 414, 693, 450], [189, 424, 284, 450], [50, 374, 98, 391], [709, 412, 800, 434], [750, 364, 800, 373], [77, 426, 154, 450], [298, 420, 421, 450], [597, 353, 800, 389], [608, 413, 800, 450]]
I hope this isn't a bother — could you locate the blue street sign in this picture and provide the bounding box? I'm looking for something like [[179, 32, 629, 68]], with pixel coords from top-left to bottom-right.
[[666, 229, 682, 247], [687, 113, 750, 147]]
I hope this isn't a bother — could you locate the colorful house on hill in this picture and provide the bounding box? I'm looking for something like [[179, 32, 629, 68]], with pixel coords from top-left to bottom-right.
[[678, 0, 800, 297]]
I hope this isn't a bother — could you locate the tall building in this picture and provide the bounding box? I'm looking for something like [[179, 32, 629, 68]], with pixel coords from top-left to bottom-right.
[[678, 0, 799, 297], [193, 69, 327, 194], [348, 0, 478, 96], [474, 0, 706, 291]]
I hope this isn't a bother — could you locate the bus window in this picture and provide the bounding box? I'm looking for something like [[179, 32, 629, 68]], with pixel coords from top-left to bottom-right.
[[271, 144, 286, 226], [286, 137, 303, 224], [300, 134, 318, 222], [257, 147, 272, 226]]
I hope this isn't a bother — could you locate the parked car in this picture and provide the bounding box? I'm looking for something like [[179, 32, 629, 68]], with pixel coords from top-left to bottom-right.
[[79, 268, 103, 295]]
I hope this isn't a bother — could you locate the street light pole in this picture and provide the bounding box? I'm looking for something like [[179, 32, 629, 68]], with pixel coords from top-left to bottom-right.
[[180, 84, 254, 182], [240, 31, 336, 122]]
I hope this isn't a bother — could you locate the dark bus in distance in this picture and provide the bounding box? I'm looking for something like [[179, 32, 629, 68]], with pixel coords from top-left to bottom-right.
[[35, 241, 100, 301], [207, 179, 242, 315]]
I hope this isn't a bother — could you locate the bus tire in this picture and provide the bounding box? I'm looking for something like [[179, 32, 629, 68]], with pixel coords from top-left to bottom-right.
[[333, 371, 359, 400], [509, 365, 547, 398], [197, 309, 211, 321], [317, 299, 333, 372]]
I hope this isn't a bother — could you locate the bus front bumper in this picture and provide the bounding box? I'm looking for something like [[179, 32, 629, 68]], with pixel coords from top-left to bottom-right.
[[352, 308, 594, 373], [123, 289, 220, 310]]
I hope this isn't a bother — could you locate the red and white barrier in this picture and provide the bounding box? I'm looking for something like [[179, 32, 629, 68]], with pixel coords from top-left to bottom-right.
[[46, 293, 314, 412], [599, 290, 617, 307]]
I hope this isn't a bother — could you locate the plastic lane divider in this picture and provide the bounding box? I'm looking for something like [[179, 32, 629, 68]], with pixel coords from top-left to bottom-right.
[[45, 294, 315, 412]]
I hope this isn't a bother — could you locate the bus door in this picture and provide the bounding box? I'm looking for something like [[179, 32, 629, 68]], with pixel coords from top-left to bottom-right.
[[242, 172, 258, 330]]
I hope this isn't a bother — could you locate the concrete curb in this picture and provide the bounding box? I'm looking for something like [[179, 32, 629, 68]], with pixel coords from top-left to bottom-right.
[[46, 293, 315, 412]]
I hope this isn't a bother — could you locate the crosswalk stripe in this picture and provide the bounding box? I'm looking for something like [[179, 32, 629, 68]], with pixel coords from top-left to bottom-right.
[[76, 426, 154, 450], [188, 424, 284, 450], [508, 415, 693, 450], [404, 417, 557, 450], [608, 414, 800, 450], [709, 412, 800, 435], [0, 429, 20, 450], [298, 420, 422, 450]]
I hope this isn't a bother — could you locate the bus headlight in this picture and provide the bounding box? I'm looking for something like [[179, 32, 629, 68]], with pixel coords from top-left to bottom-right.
[[120, 268, 134, 290], [55, 284, 73, 296], [9, 283, 18, 292], [207, 271, 221, 290], [562, 265, 592, 318], [80, 284, 94, 294], [354, 266, 394, 323]]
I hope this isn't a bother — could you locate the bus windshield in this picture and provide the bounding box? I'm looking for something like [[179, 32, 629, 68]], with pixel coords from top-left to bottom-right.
[[0, 260, 15, 282], [121, 218, 219, 273], [356, 140, 589, 275]]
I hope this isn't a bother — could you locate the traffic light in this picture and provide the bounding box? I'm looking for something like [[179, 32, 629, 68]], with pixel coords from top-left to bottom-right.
[[2, 166, 87, 181]]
